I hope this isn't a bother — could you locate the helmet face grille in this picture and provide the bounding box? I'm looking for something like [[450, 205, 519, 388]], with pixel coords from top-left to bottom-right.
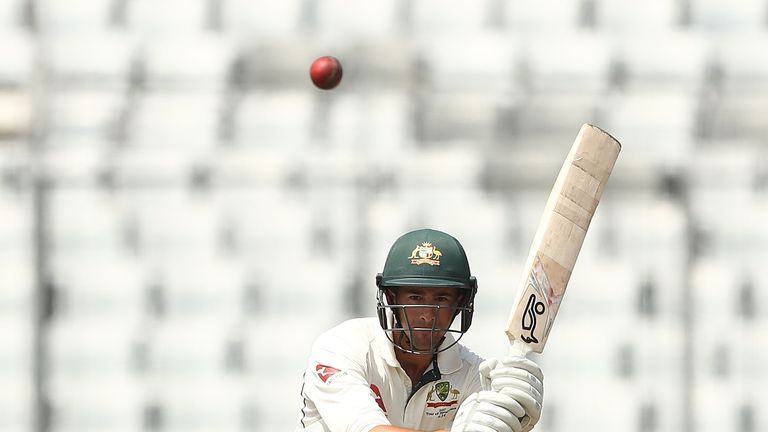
[[375, 288, 476, 355]]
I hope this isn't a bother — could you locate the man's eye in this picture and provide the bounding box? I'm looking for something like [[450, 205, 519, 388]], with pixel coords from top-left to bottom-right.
[[409, 295, 422, 301]]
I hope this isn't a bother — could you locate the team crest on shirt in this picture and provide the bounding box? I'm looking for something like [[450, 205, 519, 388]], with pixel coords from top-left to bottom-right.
[[425, 381, 460, 418], [409, 242, 442, 266], [435, 381, 450, 401]]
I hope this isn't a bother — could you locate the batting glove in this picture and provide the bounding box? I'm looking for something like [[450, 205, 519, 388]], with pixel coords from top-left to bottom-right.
[[479, 355, 544, 432], [450, 390, 526, 432]]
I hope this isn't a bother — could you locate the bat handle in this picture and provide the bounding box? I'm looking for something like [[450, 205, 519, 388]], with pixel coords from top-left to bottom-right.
[[481, 339, 532, 390], [508, 338, 532, 358]]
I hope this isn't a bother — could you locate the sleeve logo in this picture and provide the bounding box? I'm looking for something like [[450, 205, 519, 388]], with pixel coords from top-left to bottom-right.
[[315, 363, 341, 383]]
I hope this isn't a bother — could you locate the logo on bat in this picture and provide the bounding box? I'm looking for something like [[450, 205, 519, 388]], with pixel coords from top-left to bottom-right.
[[520, 255, 554, 344], [520, 293, 546, 343]]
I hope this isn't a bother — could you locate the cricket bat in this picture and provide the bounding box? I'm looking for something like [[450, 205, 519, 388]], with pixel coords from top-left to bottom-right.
[[506, 124, 621, 355]]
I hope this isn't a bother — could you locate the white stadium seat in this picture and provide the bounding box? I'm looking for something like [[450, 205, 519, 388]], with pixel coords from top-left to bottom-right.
[[40, 140, 107, 181], [112, 146, 206, 185], [145, 321, 232, 379], [50, 256, 145, 322], [325, 92, 412, 153], [49, 378, 144, 432], [418, 92, 514, 143], [521, 31, 613, 94], [693, 322, 768, 381], [562, 260, 639, 320], [602, 90, 696, 168], [156, 380, 245, 432], [691, 189, 768, 265], [706, 34, 768, 139], [546, 375, 685, 431], [37, 0, 114, 32], [248, 371, 306, 432], [210, 147, 304, 186], [388, 148, 484, 189], [713, 33, 768, 90], [692, 380, 753, 432], [48, 31, 136, 91], [596, 0, 681, 32], [47, 90, 125, 141], [504, 0, 583, 32], [0, 0, 24, 29], [0, 256, 32, 326], [245, 316, 334, 376], [48, 188, 126, 257], [234, 91, 315, 147], [411, 0, 496, 35], [0, 375, 32, 431], [117, 189, 223, 260], [257, 258, 347, 315], [214, 188, 313, 257], [611, 198, 686, 259], [0, 89, 31, 137], [157, 258, 244, 322], [127, 0, 209, 36], [222, 0, 304, 40], [543, 377, 637, 431], [139, 33, 235, 92], [614, 31, 710, 93], [0, 31, 33, 87], [245, 316, 338, 431], [0, 318, 31, 380], [48, 320, 139, 379], [0, 191, 32, 258], [690, 0, 768, 32], [316, 0, 401, 40], [511, 32, 612, 140], [419, 32, 521, 95], [127, 92, 222, 147]]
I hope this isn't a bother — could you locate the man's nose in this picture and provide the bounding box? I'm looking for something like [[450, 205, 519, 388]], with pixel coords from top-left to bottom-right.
[[418, 307, 437, 322]]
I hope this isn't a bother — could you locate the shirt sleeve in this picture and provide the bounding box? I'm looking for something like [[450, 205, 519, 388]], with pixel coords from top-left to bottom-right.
[[301, 327, 391, 432], [464, 364, 483, 395], [458, 352, 484, 405]]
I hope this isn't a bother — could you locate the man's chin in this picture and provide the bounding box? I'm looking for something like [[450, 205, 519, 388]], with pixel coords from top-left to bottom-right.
[[396, 331, 441, 353]]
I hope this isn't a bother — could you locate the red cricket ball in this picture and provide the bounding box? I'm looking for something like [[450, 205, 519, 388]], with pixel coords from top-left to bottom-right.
[[310, 56, 343, 90]]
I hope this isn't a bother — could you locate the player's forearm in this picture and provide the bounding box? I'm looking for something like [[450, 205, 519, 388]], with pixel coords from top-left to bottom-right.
[[370, 426, 448, 432]]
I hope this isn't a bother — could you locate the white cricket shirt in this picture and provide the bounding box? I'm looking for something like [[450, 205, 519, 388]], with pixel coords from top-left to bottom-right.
[[296, 317, 484, 432]]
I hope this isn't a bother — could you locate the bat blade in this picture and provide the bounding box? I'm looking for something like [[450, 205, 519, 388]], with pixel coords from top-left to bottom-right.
[[506, 124, 621, 354]]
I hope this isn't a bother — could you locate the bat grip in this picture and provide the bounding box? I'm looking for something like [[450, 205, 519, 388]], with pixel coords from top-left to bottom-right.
[[481, 339, 532, 390], [509, 338, 532, 358]]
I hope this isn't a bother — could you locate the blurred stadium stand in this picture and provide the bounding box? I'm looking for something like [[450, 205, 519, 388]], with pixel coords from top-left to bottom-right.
[[2, 0, 768, 431]]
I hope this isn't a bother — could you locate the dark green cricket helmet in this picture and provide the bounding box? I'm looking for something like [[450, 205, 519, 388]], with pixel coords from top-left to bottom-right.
[[375, 228, 478, 354], [377, 228, 475, 289]]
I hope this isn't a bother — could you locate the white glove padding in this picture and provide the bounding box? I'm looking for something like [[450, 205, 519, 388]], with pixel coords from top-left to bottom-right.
[[450, 390, 526, 432], [479, 355, 544, 431]]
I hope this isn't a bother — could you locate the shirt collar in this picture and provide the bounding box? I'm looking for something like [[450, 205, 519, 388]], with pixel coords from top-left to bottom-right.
[[435, 332, 462, 374], [374, 324, 401, 368]]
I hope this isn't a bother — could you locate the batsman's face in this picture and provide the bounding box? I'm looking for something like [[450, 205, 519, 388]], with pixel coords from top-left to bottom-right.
[[389, 287, 462, 352]]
